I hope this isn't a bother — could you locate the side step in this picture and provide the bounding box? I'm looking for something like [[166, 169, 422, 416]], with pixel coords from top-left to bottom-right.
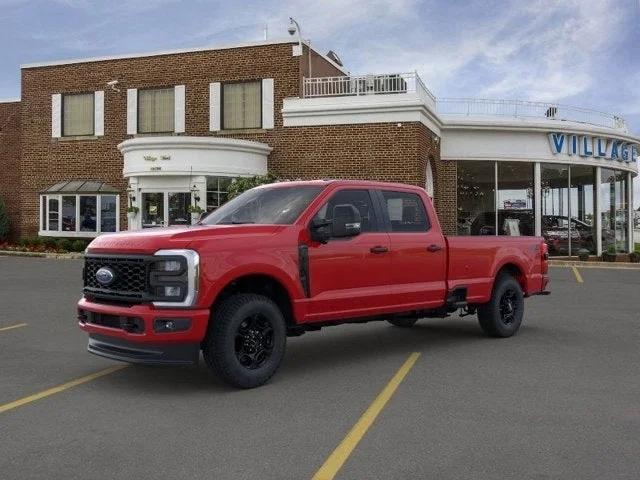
[[446, 287, 468, 311]]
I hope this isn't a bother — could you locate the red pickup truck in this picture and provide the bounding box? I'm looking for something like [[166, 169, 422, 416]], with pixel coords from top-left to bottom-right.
[[78, 180, 549, 388]]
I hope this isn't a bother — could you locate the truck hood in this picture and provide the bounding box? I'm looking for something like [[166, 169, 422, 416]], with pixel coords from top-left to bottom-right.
[[87, 224, 286, 255]]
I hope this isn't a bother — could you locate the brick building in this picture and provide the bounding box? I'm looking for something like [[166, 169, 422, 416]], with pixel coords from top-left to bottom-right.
[[0, 38, 638, 255]]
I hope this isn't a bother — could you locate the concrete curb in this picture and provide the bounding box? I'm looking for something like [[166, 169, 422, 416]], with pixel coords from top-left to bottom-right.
[[0, 250, 84, 260], [550, 260, 640, 269]]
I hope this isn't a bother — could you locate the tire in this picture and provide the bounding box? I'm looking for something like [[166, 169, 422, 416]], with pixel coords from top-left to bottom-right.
[[203, 294, 286, 389], [477, 274, 524, 338], [387, 318, 418, 328]]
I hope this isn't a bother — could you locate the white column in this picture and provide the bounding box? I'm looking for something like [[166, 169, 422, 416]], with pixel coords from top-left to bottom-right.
[[595, 167, 602, 256], [534, 162, 541, 236], [128, 177, 140, 231], [628, 171, 633, 253]]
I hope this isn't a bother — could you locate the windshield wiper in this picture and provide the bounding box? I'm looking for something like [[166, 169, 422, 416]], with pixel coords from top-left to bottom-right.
[[221, 220, 255, 225]]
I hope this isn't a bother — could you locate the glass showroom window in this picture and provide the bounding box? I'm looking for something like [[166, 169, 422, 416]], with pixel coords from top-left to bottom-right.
[[601, 169, 629, 253], [457, 161, 495, 235], [138, 87, 175, 133], [541, 164, 597, 256], [569, 166, 596, 255], [206, 176, 232, 211], [62, 93, 94, 136], [497, 163, 535, 236], [541, 164, 570, 255], [40, 194, 119, 236], [222, 81, 261, 130]]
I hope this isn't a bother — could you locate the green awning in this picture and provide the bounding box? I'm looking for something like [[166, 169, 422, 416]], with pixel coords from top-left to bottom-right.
[[41, 180, 120, 194]]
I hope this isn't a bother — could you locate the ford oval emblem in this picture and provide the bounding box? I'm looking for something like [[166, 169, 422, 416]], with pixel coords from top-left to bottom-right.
[[95, 267, 115, 286]]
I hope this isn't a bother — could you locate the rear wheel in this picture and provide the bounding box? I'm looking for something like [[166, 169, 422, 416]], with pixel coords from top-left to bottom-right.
[[203, 294, 286, 389], [477, 274, 524, 337], [387, 317, 418, 328]]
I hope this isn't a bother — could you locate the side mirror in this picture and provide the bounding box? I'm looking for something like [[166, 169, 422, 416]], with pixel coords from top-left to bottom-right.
[[310, 218, 331, 244], [331, 204, 362, 238]]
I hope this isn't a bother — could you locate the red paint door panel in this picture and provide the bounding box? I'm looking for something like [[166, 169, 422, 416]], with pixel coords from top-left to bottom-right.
[[305, 188, 392, 321], [378, 190, 447, 308]]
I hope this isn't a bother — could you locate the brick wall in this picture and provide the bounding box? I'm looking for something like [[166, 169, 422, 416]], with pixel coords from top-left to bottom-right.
[[0, 101, 21, 239], [16, 41, 448, 239], [418, 124, 457, 235], [18, 42, 305, 237]]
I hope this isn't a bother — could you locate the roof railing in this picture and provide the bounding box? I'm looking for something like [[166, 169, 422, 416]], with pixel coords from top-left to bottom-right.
[[436, 98, 628, 132], [301, 74, 628, 132], [303, 72, 436, 104]]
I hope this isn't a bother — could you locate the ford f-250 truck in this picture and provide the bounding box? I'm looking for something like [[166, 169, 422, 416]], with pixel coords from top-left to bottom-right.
[[78, 180, 550, 388]]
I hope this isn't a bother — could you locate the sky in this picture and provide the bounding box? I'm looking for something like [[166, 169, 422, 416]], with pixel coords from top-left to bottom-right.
[[1, 0, 639, 201]]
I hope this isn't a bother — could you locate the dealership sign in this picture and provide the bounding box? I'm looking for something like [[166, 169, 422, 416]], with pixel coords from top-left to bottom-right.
[[548, 133, 638, 163]]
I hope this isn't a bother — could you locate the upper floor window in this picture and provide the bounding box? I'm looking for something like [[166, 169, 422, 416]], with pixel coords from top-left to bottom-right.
[[223, 81, 261, 130], [138, 87, 175, 133], [62, 93, 95, 136]]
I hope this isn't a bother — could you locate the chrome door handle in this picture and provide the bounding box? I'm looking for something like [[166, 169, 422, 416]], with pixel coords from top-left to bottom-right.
[[370, 246, 389, 254]]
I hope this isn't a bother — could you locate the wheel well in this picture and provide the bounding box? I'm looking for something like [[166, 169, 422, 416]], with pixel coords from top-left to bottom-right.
[[496, 263, 525, 289], [211, 274, 295, 327]]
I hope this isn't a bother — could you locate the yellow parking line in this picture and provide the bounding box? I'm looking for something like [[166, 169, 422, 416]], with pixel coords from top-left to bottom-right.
[[0, 365, 127, 415], [571, 266, 584, 283], [312, 352, 420, 480], [0, 323, 27, 333]]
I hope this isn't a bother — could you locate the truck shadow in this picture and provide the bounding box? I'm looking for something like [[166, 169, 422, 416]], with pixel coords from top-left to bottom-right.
[[102, 318, 545, 394]]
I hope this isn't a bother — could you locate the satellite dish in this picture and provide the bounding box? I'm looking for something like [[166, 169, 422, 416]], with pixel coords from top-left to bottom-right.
[[326, 50, 343, 67]]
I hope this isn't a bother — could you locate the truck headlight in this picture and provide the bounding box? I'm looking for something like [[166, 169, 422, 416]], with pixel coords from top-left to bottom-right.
[[152, 250, 199, 308]]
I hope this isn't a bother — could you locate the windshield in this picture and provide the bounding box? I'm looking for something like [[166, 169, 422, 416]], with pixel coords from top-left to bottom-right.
[[201, 185, 324, 225]]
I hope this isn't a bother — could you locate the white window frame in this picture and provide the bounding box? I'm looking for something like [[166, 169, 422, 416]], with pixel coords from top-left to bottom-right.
[[39, 194, 120, 238], [52, 91, 105, 138]]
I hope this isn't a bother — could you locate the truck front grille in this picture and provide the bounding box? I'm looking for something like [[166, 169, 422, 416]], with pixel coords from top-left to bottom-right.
[[84, 255, 150, 303]]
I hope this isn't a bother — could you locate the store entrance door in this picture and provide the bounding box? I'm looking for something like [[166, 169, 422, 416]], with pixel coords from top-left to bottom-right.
[[141, 192, 191, 228]]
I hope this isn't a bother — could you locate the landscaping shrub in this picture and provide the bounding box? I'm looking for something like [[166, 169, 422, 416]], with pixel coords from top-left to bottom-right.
[[42, 237, 58, 249], [57, 238, 72, 252], [71, 239, 87, 252]]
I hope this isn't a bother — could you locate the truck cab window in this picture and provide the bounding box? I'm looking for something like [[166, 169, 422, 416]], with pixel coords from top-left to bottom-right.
[[313, 189, 378, 232], [381, 191, 430, 232]]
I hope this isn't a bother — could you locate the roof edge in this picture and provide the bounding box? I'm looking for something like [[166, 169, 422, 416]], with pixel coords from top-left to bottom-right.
[[0, 97, 20, 103], [20, 38, 347, 74]]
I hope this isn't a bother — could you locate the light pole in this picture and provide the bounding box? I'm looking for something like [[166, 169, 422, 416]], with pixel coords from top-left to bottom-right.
[[288, 17, 312, 80]]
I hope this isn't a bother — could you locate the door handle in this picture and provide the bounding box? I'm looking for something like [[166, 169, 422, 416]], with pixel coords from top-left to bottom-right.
[[427, 244, 442, 252], [370, 246, 389, 254]]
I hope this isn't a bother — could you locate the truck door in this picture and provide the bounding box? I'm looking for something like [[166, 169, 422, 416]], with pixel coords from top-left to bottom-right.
[[306, 188, 391, 321], [376, 189, 447, 308]]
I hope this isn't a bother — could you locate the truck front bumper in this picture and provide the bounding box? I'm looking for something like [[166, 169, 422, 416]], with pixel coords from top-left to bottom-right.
[[78, 298, 210, 365]]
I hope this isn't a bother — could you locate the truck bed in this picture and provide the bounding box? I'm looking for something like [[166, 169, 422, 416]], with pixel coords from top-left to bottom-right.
[[445, 235, 546, 304]]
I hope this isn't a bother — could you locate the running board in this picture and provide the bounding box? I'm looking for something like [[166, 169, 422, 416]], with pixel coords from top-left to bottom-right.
[[446, 287, 468, 311]]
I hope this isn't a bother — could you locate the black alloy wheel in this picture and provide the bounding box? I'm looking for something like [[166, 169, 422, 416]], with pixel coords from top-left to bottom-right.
[[235, 314, 275, 370], [477, 274, 524, 337]]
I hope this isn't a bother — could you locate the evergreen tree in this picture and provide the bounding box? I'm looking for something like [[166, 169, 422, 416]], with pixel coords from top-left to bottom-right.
[[0, 196, 10, 241]]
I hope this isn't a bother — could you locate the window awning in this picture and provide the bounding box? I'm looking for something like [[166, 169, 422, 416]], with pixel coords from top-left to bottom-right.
[[41, 180, 120, 194]]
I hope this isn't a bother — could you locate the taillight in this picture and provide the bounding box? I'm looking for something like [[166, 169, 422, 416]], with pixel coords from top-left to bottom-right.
[[541, 242, 549, 274]]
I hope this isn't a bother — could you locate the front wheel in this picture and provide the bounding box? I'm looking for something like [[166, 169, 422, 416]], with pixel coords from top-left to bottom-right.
[[477, 274, 524, 337], [203, 294, 286, 389]]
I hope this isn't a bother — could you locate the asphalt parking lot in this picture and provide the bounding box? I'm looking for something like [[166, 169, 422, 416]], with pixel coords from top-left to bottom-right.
[[1, 256, 639, 480]]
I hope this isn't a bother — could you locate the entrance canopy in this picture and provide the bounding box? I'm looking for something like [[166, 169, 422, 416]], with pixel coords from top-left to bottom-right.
[[41, 180, 120, 194]]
